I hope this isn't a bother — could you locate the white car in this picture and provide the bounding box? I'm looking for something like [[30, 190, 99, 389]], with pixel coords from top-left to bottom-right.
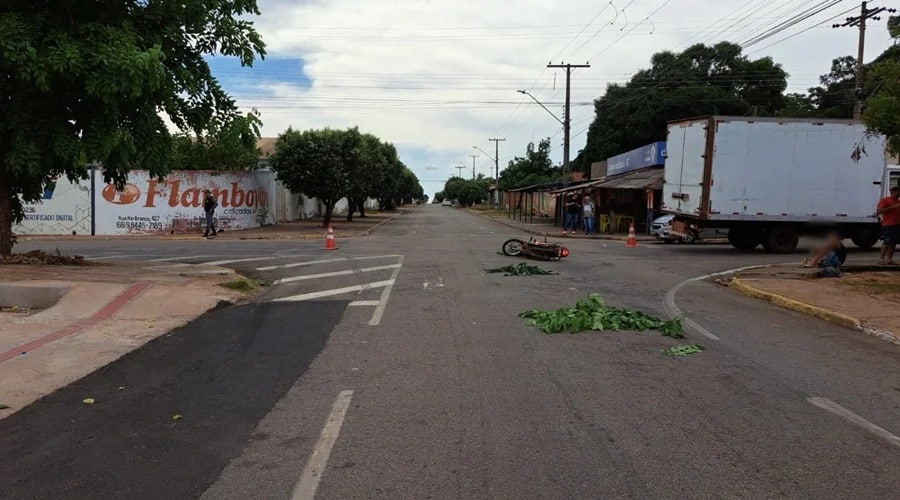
[[650, 214, 728, 244], [441, 199, 452, 207]]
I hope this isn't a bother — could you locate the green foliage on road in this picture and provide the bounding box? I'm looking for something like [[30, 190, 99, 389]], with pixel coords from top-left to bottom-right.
[[519, 294, 684, 336], [0, 0, 266, 256], [219, 278, 261, 293], [485, 263, 558, 276], [661, 344, 705, 356]]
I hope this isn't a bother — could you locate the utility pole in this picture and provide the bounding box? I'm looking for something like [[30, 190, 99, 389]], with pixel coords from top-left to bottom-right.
[[833, 2, 897, 119], [454, 165, 465, 178], [489, 138, 505, 205], [469, 153, 479, 180], [547, 62, 590, 181]]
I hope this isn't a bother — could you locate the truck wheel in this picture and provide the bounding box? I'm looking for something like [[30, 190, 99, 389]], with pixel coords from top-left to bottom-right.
[[728, 229, 759, 251], [850, 229, 879, 249], [680, 229, 699, 244], [763, 226, 800, 254]]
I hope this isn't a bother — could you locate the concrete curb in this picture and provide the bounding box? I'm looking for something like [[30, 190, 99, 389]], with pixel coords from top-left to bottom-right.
[[729, 278, 900, 345], [464, 209, 654, 242]]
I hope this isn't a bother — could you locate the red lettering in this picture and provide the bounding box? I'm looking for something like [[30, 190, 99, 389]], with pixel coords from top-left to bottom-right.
[[167, 179, 181, 207], [230, 182, 245, 207], [258, 191, 269, 207], [144, 180, 166, 208], [181, 187, 202, 208], [212, 189, 228, 207], [246, 190, 256, 208]]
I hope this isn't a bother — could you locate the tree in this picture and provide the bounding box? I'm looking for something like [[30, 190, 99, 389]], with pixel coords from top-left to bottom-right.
[[373, 144, 404, 211], [443, 176, 468, 201], [497, 139, 557, 191], [574, 42, 787, 170], [0, 1, 266, 256], [270, 128, 354, 227], [344, 129, 380, 221], [434, 191, 446, 203], [170, 110, 263, 170]]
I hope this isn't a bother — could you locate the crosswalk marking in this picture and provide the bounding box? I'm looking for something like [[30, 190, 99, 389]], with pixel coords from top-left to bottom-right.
[[146, 255, 215, 262], [274, 264, 401, 285], [199, 256, 278, 266], [349, 300, 381, 306], [257, 254, 402, 272], [272, 280, 395, 302]]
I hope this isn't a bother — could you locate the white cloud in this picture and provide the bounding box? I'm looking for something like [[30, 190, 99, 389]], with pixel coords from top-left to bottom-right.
[[231, 0, 895, 195]]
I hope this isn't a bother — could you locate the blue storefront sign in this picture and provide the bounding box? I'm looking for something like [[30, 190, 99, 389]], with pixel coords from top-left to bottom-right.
[[606, 141, 666, 177]]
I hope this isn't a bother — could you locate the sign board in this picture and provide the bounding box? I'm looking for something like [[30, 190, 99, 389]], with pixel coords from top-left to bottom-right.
[[590, 161, 607, 180], [93, 170, 276, 235], [14, 177, 92, 235], [606, 141, 666, 177]]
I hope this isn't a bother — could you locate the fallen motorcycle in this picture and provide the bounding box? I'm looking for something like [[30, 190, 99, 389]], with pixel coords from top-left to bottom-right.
[[501, 237, 569, 261]]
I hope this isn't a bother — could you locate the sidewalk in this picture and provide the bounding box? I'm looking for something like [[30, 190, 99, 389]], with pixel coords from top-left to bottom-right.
[[17, 209, 407, 242], [0, 261, 249, 418], [729, 262, 900, 345], [466, 208, 656, 242]]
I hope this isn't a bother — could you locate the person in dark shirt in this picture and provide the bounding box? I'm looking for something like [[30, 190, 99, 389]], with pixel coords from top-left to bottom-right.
[[202, 189, 218, 237], [563, 195, 580, 236]]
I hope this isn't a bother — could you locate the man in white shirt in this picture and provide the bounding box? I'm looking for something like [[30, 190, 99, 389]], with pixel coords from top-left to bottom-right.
[[582, 195, 595, 235]]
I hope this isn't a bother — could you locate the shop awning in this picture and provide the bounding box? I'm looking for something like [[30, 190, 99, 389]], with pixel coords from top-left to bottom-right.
[[593, 167, 664, 191], [547, 179, 603, 195]]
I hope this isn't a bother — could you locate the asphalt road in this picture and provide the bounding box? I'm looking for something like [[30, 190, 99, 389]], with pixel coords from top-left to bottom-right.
[[5, 206, 900, 499]]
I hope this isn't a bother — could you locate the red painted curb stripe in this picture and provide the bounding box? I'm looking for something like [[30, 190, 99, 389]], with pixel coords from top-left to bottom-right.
[[0, 282, 152, 364]]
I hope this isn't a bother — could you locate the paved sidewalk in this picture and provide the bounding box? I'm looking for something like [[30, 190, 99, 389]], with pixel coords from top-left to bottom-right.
[[730, 263, 900, 344], [0, 262, 248, 417], [16, 209, 408, 242]]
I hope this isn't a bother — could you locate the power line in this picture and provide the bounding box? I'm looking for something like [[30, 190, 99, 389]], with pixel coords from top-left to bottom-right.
[[746, 4, 859, 55], [739, 0, 846, 48]]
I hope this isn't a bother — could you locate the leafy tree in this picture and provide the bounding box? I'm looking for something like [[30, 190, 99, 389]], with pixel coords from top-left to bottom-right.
[[270, 128, 354, 227], [434, 191, 446, 203], [497, 139, 557, 190], [344, 128, 378, 221], [396, 168, 423, 205], [0, 0, 266, 256], [864, 60, 900, 155], [574, 42, 787, 170], [171, 110, 263, 170], [443, 177, 468, 201]]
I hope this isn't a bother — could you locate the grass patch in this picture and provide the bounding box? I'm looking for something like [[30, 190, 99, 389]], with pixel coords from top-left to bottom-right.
[[219, 278, 261, 293], [520, 294, 684, 337]]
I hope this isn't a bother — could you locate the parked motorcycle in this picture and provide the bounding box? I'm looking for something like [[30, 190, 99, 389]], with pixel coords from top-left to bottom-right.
[[501, 237, 569, 260]]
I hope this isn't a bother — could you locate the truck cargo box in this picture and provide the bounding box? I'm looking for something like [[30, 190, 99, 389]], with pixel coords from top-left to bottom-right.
[[662, 117, 886, 223]]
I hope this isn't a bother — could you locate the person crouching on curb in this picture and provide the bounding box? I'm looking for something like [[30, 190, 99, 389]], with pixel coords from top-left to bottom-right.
[[203, 189, 218, 238], [802, 231, 846, 277]]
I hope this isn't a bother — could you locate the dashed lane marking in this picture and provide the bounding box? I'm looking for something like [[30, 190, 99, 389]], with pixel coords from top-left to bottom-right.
[[274, 264, 401, 285], [292, 390, 355, 500], [257, 255, 402, 272]]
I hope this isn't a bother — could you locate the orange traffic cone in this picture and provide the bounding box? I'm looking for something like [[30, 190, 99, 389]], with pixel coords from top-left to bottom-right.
[[625, 222, 637, 248], [324, 225, 338, 250]]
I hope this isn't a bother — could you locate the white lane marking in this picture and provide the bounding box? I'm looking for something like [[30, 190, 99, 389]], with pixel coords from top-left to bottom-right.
[[273, 280, 394, 302], [663, 264, 789, 341], [422, 277, 445, 290], [349, 300, 380, 306], [257, 254, 402, 272], [199, 256, 277, 266], [146, 254, 214, 262], [808, 397, 900, 448], [274, 264, 401, 285], [369, 256, 404, 326], [86, 254, 128, 260], [292, 390, 354, 500]]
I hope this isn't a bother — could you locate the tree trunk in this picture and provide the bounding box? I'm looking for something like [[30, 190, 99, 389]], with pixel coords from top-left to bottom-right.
[[323, 200, 335, 228], [346, 198, 354, 222], [359, 201, 367, 218], [0, 176, 14, 257]]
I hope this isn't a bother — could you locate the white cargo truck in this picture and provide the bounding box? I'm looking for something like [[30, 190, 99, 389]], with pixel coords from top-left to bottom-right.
[[662, 116, 900, 253]]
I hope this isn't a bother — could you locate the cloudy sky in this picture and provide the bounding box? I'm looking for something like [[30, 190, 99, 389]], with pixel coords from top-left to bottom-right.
[[208, 0, 895, 197]]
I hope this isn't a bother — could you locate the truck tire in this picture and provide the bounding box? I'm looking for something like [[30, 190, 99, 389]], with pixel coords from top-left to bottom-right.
[[728, 229, 759, 251], [763, 225, 800, 254], [850, 229, 879, 249]]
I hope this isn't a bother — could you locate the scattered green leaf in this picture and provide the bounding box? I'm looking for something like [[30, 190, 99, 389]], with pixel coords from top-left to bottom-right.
[[661, 344, 705, 356], [173, 414, 183, 420], [0, 404, 10, 410], [219, 278, 259, 292], [485, 262, 558, 276], [82, 398, 96, 404], [519, 294, 684, 336]]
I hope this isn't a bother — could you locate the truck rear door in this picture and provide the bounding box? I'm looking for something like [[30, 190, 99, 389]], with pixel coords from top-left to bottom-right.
[[663, 119, 707, 216]]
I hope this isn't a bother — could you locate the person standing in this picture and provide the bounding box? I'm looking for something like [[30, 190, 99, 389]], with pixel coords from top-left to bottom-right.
[[582, 195, 595, 235], [876, 186, 900, 265], [563, 195, 580, 236], [203, 189, 218, 238]]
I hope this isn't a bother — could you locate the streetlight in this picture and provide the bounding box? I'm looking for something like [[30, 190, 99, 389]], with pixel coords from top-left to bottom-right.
[[517, 89, 570, 181]]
